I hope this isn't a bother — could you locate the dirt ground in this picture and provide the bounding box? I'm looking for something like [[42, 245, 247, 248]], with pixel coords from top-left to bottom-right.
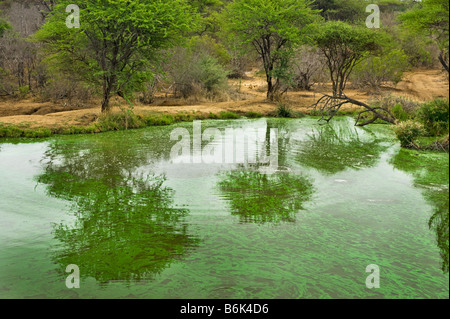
[[0, 69, 448, 129]]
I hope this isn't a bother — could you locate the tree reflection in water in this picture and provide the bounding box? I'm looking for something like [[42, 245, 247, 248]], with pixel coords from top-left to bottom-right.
[[36, 139, 198, 283], [218, 167, 313, 224], [296, 119, 387, 175], [391, 149, 449, 274]]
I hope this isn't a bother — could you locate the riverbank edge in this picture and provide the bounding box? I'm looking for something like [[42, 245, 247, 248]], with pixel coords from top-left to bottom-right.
[[0, 108, 359, 139]]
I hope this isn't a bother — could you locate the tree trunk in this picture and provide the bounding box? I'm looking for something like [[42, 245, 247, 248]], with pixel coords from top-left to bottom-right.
[[101, 93, 111, 113], [101, 79, 112, 113], [267, 78, 274, 101], [101, 73, 117, 113], [438, 50, 449, 73]]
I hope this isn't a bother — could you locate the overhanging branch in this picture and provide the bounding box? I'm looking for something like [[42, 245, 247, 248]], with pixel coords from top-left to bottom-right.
[[311, 93, 398, 126]]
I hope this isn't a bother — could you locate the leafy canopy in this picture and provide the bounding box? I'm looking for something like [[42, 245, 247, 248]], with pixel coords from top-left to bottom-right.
[[222, 0, 319, 46], [399, 0, 449, 49], [35, 0, 199, 111], [221, 0, 320, 99]]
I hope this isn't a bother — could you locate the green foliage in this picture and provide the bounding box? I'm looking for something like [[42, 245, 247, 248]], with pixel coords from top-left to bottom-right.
[[197, 55, 229, 93], [376, 0, 410, 13], [394, 120, 425, 148], [145, 114, 176, 126], [371, 94, 420, 116], [399, 0, 449, 50], [314, 21, 384, 57], [399, 0, 449, 71], [221, 0, 320, 100], [14, 85, 30, 99], [188, 35, 231, 66], [313, 21, 385, 96], [276, 103, 293, 118], [218, 170, 313, 224], [313, 0, 367, 22], [352, 49, 410, 89], [391, 104, 410, 122], [245, 111, 264, 118], [218, 111, 240, 119], [397, 28, 435, 67], [96, 108, 146, 131], [0, 125, 52, 138], [0, 16, 10, 36], [170, 50, 229, 99], [35, 0, 199, 112], [417, 99, 450, 136]]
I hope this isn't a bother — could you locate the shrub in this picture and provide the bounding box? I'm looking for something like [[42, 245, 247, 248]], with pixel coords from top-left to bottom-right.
[[14, 85, 30, 99], [352, 49, 410, 89], [394, 120, 424, 148], [167, 46, 229, 100], [138, 75, 161, 105], [391, 104, 410, 122], [417, 99, 449, 136], [291, 46, 326, 91], [370, 95, 420, 119], [39, 77, 93, 105], [218, 111, 240, 120], [277, 103, 293, 118], [245, 111, 264, 118], [145, 114, 175, 126], [97, 108, 145, 131], [398, 29, 437, 68]]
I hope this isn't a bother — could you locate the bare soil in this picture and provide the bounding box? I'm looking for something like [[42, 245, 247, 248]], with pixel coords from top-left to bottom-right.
[[0, 69, 448, 129]]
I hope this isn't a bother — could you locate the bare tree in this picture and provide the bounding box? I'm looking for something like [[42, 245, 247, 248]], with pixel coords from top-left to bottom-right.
[[291, 45, 326, 91], [0, 1, 45, 95]]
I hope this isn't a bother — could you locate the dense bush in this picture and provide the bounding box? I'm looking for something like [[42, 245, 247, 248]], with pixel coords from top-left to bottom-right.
[[167, 47, 229, 99], [352, 49, 410, 89], [277, 103, 294, 118], [390, 103, 410, 122], [397, 29, 437, 68], [290, 46, 326, 91], [38, 76, 94, 105], [370, 95, 420, 119], [417, 99, 450, 136], [394, 120, 425, 148]]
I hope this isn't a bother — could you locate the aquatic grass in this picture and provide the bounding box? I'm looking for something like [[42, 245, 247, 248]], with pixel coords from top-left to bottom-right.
[[245, 111, 264, 118], [390, 148, 449, 273], [0, 125, 52, 138], [276, 103, 293, 118], [218, 111, 241, 120]]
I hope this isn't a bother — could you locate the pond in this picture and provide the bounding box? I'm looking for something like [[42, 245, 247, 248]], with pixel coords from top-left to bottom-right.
[[0, 117, 448, 298]]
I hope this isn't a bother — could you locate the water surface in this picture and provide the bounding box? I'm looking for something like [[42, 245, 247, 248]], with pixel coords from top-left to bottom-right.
[[0, 117, 448, 298]]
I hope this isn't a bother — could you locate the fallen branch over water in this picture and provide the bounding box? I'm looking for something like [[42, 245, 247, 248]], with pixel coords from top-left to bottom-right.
[[311, 93, 398, 126]]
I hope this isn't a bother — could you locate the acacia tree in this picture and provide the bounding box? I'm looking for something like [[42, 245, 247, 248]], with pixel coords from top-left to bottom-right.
[[36, 0, 198, 112], [222, 0, 320, 101], [314, 21, 383, 98], [312, 21, 397, 126], [399, 0, 449, 73]]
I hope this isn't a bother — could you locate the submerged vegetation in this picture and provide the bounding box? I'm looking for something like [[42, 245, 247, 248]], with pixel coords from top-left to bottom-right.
[[391, 149, 449, 273]]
